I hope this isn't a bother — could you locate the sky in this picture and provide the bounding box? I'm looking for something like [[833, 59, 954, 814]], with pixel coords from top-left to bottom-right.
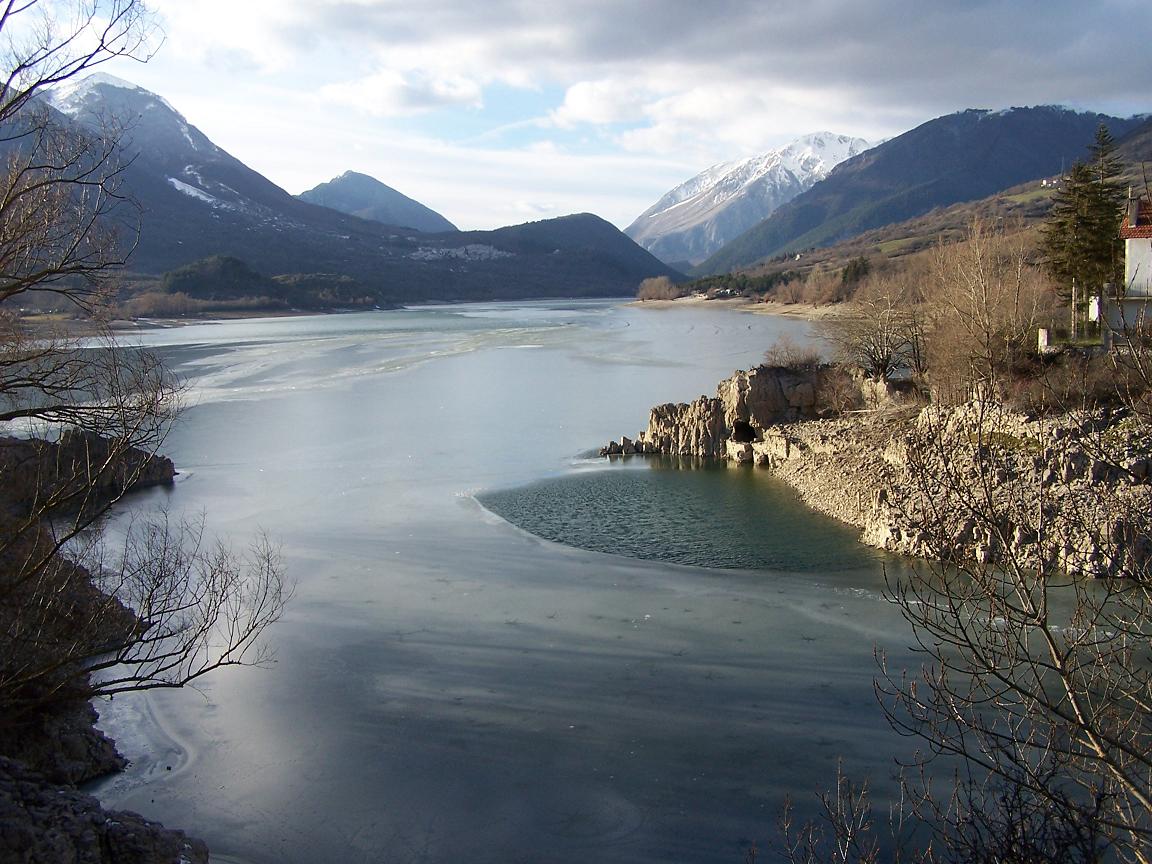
[[88, 0, 1152, 231]]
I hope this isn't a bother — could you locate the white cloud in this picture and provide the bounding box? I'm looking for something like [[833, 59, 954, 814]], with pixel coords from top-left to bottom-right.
[[147, 0, 304, 71], [100, 0, 1152, 232], [321, 68, 483, 116], [549, 79, 652, 127]]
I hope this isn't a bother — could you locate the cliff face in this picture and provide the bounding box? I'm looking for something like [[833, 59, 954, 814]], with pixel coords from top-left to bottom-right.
[[611, 365, 842, 458]]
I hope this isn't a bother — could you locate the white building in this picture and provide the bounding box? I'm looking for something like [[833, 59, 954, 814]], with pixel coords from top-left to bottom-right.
[[1104, 192, 1152, 335]]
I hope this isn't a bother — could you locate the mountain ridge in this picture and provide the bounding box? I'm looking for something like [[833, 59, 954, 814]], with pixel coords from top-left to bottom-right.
[[625, 132, 870, 265], [699, 107, 1144, 275], [39, 75, 680, 303]]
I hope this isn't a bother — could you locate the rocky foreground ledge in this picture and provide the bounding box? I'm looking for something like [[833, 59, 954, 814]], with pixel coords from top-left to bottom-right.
[[0, 434, 207, 863], [602, 365, 1152, 578], [0, 756, 207, 864]]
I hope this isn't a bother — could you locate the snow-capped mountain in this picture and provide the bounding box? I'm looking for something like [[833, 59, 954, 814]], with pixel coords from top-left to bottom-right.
[[701, 107, 1145, 274], [46, 71, 182, 117], [625, 133, 871, 265], [44, 72, 305, 220], [35, 74, 680, 299]]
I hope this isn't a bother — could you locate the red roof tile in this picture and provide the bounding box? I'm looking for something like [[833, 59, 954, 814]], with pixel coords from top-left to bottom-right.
[[1122, 208, 1152, 239], [1122, 219, 1152, 239]]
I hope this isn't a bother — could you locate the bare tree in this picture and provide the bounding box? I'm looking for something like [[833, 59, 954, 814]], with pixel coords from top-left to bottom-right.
[[782, 223, 1150, 860], [816, 274, 925, 382], [771, 394, 1150, 863], [923, 220, 1054, 404], [637, 274, 682, 300], [0, 1, 287, 740], [872, 393, 1152, 863]]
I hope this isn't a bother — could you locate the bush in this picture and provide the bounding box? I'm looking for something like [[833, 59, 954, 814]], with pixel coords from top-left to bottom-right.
[[636, 275, 683, 300]]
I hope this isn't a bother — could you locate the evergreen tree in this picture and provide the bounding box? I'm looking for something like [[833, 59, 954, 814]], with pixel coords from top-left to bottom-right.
[[1042, 123, 1126, 300], [1087, 123, 1125, 287]]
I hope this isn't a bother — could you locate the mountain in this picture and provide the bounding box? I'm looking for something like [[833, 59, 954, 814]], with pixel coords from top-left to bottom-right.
[[297, 171, 457, 233], [625, 132, 870, 265], [1115, 115, 1152, 187], [41, 74, 680, 303], [699, 107, 1145, 275]]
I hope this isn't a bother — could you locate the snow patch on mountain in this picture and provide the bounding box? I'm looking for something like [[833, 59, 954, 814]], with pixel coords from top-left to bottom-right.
[[46, 72, 181, 117], [626, 132, 871, 265], [167, 177, 216, 204]]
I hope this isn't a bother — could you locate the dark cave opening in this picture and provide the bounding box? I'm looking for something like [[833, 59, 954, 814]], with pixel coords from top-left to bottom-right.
[[731, 421, 759, 443]]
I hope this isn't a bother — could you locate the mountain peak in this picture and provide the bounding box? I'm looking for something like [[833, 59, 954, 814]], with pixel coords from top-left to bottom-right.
[[625, 131, 870, 264], [700, 106, 1144, 274], [298, 171, 457, 233], [45, 72, 180, 118]]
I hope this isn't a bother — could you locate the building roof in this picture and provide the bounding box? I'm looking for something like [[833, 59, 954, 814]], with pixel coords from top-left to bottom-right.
[[1122, 203, 1152, 239], [1122, 215, 1152, 239]]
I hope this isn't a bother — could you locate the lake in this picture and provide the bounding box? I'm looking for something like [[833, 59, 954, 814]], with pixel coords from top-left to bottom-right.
[[91, 300, 923, 864]]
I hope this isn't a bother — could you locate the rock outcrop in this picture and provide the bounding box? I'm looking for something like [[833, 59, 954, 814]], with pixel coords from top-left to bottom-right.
[[0, 429, 201, 862], [601, 364, 850, 457], [0, 757, 208, 864], [605, 364, 1152, 579], [0, 431, 175, 517], [2, 701, 126, 787], [759, 404, 1152, 578]]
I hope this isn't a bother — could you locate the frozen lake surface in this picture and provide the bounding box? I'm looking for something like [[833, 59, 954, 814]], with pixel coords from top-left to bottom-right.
[[92, 301, 922, 864]]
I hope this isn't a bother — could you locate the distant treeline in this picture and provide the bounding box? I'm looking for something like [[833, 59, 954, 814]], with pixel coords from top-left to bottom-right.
[[638, 270, 801, 301], [116, 256, 388, 317]]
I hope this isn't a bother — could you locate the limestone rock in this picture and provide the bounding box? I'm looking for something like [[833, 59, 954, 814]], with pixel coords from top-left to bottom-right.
[[604, 362, 1152, 580], [637, 364, 855, 459]]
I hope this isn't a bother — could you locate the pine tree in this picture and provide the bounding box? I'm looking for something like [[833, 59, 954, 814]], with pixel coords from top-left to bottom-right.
[[1041, 123, 1126, 301], [1086, 123, 1125, 289]]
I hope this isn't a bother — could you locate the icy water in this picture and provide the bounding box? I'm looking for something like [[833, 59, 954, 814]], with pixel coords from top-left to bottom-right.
[[91, 300, 921, 864]]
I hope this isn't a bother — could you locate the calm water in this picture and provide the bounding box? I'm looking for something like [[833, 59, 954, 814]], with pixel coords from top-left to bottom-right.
[[480, 460, 885, 572], [91, 301, 922, 864]]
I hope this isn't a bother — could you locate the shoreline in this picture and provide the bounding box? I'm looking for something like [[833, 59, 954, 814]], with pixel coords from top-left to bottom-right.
[[16, 306, 369, 337], [20, 293, 835, 339], [0, 435, 208, 863], [626, 295, 838, 320], [19, 294, 641, 337], [605, 362, 1152, 579]]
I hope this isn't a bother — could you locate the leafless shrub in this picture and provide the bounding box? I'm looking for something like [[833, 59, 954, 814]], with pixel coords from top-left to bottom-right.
[[816, 276, 925, 381], [923, 220, 1056, 404], [0, 1, 288, 739], [637, 275, 683, 300], [764, 334, 822, 371]]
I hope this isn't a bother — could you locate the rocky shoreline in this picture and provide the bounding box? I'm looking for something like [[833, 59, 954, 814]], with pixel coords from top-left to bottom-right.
[[0, 433, 210, 863], [602, 365, 1152, 579]]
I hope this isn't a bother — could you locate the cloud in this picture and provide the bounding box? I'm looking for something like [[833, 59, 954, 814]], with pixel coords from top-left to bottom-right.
[[146, 0, 304, 70], [549, 79, 652, 127], [109, 0, 1152, 231], [153, 2, 1152, 147], [321, 68, 483, 116]]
